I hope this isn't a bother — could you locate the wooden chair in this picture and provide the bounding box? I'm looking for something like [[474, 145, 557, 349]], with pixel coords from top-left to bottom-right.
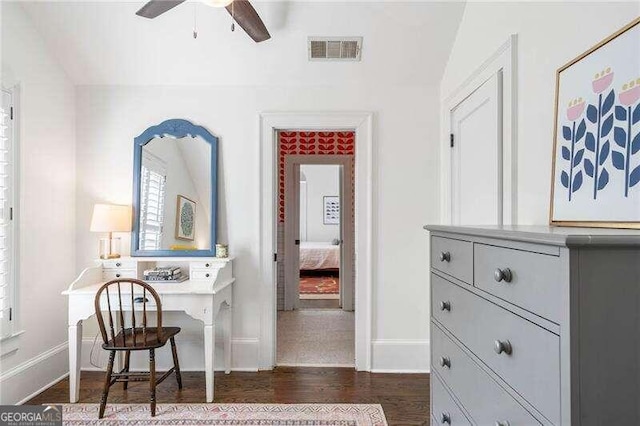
[[94, 278, 182, 418]]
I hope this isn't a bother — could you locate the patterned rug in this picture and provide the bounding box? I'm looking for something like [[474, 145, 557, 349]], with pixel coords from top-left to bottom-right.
[[58, 403, 387, 425], [299, 276, 339, 294]]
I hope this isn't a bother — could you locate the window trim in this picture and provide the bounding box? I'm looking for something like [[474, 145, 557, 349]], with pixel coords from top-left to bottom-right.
[[0, 84, 23, 356]]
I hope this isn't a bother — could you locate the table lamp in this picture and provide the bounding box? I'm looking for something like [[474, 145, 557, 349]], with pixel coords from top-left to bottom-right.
[[90, 204, 132, 259]]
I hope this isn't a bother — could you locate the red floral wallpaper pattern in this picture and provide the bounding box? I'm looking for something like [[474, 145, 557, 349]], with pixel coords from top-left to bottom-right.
[[278, 131, 355, 222]]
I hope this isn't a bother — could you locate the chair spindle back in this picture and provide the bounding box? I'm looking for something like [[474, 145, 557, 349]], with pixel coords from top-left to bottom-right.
[[94, 279, 163, 348]]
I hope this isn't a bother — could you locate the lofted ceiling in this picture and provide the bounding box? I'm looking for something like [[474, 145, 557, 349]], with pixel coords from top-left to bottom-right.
[[17, 1, 466, 86]]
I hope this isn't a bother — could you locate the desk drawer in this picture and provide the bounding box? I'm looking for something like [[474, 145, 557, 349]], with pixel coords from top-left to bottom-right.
[[98, 292, 160, 311], [191, 270, 215, 280], [102, 260, 137, 270], [431, 236, 473, 284], [103, 269, 137, 281], [432, 274, 560, 424], [191, 261, 218, 269], [432, 323, 542, 426], [432, 373, 471, 426], [474, 243, 561, 323]]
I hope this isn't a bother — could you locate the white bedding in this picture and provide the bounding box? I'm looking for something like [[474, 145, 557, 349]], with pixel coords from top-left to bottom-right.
[[299, 242, 340, 270]]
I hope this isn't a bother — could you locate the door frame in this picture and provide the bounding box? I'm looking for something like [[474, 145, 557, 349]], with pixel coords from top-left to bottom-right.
[[259, 112, 373, 371], [284, 156, 355, 311], [440, 34, 518, 225]]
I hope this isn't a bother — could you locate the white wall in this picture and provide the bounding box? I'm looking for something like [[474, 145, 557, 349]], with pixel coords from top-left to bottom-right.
[[0, 2, 76, 404], [75, 83, 439, 372], [441, 1, 640, 225], [300, 164, 340, 243], [16, 0, 464, 375]]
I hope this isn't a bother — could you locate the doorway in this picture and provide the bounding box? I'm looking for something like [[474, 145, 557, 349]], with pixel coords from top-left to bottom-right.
[[276, 133, 356, 367], [284, 157, 355, 312], [259, 112, 373, 371], [298, 165, 341, 309]]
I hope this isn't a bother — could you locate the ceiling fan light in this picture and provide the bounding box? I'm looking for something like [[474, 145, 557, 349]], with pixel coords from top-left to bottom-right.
[[201, 0, 233, 8]]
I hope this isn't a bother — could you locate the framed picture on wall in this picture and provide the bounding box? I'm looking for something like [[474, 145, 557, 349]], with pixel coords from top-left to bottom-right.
[[550, 17, 640, 228], [175, 195, 196, 240], [323, 196, 340, 225]]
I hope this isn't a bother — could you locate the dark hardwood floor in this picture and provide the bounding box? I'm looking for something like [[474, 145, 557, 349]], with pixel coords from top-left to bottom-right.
[[27, 367, 430, 425]]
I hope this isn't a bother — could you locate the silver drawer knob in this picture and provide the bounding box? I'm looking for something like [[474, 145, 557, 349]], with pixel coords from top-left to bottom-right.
[[439, 356, 451, 368], [495, 422, 510, 426], [494, 340, 513, 355], [439, 251, 451, 262], [494, 268, 512, 283], [440, 412, 451, 424], [115, 262, 121, 267], [439, 301, 451, 312]]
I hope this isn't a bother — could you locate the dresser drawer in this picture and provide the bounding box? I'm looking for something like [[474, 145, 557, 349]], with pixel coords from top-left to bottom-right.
[[474, 243, 561, 323], [103, 269, 137, 281], [432, 274, 560, 424], [432, 373, 471, 426], [431, 236, 473, 284], [432, 322, 542, 426]]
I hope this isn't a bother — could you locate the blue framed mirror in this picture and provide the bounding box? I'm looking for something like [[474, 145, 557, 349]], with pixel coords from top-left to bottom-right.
[[131, 119, 218, 257]]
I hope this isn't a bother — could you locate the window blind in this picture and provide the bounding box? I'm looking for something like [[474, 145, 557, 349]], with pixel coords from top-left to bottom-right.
[[139, 153, 167, 251], [0, 89, 15, 339]]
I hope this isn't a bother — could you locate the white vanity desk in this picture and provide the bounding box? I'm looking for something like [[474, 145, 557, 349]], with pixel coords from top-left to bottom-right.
[[62, 256, 234, 403]]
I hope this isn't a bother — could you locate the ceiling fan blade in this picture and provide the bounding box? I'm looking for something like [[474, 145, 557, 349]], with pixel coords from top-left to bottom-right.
[[136, 0, 186, 19], [225, 0, 271, 43]]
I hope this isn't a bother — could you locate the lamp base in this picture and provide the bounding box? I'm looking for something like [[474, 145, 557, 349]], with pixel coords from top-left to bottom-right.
[[100, 253, 121, 259], [98, 236, 122, 259]]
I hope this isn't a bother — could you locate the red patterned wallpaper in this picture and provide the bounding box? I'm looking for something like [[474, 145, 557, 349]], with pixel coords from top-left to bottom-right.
[[278, 131, 355, 222]]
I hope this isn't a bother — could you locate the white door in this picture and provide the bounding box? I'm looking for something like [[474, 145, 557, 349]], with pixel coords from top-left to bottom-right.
[[450, 72, 503, 225], [284, 163, 301, 310], [299, 180, 307, 242]]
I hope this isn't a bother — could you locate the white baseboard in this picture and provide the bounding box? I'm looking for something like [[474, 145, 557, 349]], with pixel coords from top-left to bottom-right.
[[277, 363, 355, 368], [81, 337, 259, 372], [371, 339, 430, 373], [0, 342, 69, 405]]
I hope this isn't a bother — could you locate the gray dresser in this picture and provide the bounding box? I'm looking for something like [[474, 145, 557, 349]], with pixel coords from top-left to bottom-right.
[[425, 225, 640, 426]]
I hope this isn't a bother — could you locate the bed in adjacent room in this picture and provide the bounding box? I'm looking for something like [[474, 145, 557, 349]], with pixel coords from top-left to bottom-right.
[[299, 241, 340, 271]]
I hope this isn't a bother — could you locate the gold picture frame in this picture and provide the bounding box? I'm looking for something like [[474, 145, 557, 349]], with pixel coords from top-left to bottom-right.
[[549, 16, 640, 229]]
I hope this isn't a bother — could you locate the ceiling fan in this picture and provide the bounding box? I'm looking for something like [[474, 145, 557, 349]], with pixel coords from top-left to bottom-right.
[[136, 0, 271, 43]]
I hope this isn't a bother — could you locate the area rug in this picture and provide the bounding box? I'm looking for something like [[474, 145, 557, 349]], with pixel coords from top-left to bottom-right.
[[299, 276, 339, 295], [58, 403, 387, 425]]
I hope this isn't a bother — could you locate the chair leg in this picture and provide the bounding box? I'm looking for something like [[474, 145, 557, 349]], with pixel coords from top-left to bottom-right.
[[149, 348, 156, 417], [99, 351, 116, 419], [170, 337, 183, 389], [123, 351, 131, 390]]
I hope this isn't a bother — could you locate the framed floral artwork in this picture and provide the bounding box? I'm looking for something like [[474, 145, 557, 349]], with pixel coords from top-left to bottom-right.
[[550, 17, 640, 228], [175, 195, 196, 241]]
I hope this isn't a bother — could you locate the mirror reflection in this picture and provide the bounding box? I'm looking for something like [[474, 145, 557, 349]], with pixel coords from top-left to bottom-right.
[[138, 136, 211, 251]]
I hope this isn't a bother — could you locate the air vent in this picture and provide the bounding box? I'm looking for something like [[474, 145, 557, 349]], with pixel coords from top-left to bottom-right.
[[308, 37, 362, 61]]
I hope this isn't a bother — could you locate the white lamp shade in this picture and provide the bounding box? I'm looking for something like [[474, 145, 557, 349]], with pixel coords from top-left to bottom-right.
[[90, 204, 132, 233]]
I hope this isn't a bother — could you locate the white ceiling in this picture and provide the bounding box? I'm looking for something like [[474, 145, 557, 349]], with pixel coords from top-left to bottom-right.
[[18, 1, 466, 86]]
